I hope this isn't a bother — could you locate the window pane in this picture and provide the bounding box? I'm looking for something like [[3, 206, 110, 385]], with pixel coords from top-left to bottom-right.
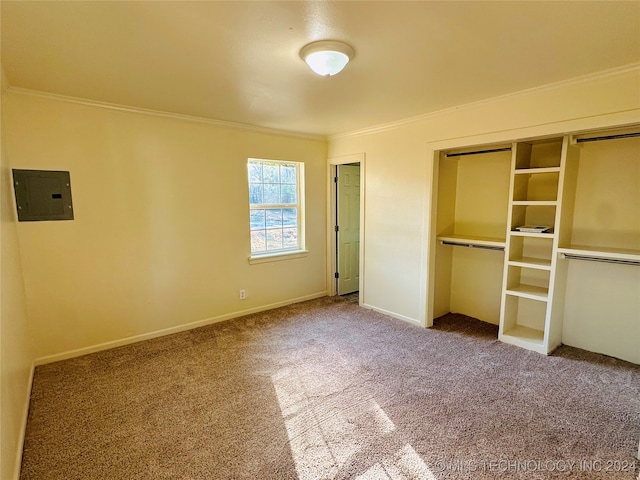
[[249, 184, 263, 204], [281, 184, 296, 204], [248, 162, 263, 183], [247, 159, 302, 255], [266, 229, 283, 250], [281, 165, 296, 184], [282, 227, 298, 248], [251, 230, 266, 252], [265, 209, 283, 228], [263, 164, 280, 183], [283, 208, 297, 227], [250, 210, 265, 230], [263, 184, 280, 204]]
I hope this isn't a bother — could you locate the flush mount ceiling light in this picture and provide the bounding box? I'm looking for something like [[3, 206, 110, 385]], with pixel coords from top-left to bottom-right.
[[300, 40, 355, 77]]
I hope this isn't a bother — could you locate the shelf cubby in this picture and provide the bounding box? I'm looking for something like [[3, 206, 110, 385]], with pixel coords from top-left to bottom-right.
[[505, 265, 550, 301], [514, 139, 563, 170], [513, 171, 560, 202], [499, 295, 547, 352], [502, 324, 545, 346], [508, 235, 554, 263], [510, 204, 557, 232]]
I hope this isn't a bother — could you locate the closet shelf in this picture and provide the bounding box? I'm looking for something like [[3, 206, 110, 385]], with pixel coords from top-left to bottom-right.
[[510, 231, 554, 239], [500, 325, 545, 348], [508, 257, 552, 270], [437, 234, 506, 250], [512, 200, 558, 206], [514, 167, 561, 175], [505, 284, 549, 301], [558, 245, 640, 265]]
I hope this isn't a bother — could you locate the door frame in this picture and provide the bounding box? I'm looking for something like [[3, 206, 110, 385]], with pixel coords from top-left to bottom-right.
[[327, 153, 366, 302]]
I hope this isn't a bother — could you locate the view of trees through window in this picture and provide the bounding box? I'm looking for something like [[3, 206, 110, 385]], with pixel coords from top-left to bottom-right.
[[248, 159, 301, 253]]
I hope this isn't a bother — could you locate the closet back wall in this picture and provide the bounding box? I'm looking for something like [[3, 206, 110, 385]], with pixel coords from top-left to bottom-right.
[[3, 92, 328, 361]]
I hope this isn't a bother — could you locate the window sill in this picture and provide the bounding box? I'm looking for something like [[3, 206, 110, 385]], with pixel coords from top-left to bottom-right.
[[248, 250, 309, 265]]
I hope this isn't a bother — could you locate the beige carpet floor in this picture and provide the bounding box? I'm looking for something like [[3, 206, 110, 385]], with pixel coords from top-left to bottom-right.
[[20, 295, 640, 479]]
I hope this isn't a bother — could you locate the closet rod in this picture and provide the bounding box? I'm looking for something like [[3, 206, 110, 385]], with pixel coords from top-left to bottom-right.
[[441, 240, 504, 251], [445, 147, 511, 158], [561, 253, 640, 266], [575, 132, 640, 143]]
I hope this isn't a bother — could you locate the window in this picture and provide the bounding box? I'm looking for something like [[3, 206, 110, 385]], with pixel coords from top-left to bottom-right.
[[248, 159, 304, 256]]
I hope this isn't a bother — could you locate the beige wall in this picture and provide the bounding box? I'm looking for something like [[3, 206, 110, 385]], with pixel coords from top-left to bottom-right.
[[1, 72, 34, 479], [3, 91, 328, 361], [328, 67, 640, 341]]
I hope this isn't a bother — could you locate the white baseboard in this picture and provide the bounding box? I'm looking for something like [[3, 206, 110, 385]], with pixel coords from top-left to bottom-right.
[[13, 361, 35, 480], [361, 303, 424, 328], [35, 291, 328, 366]]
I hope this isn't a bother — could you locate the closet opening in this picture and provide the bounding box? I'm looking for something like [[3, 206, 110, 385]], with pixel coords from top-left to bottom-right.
[[427, 124, 639, 363]]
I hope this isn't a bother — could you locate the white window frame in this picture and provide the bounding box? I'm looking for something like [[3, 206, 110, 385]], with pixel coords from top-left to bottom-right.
[[247, 158, 307, 264]]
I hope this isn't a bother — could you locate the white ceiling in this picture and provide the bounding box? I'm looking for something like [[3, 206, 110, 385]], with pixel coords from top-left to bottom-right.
[[2, 1, 639, 137]]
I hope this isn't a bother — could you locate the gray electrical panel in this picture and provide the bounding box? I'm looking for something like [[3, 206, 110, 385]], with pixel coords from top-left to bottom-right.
[[13, 169, 74, 221]]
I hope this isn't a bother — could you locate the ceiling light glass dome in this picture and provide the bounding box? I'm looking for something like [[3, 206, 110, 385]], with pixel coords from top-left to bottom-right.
[[300, 41, 355, 77]]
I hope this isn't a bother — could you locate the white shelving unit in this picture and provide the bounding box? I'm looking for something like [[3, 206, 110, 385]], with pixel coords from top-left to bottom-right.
[[498, 137, 574, 354]]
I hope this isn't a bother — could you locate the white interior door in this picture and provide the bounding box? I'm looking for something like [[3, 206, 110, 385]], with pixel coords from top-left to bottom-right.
[[337, 164, 360, 295]]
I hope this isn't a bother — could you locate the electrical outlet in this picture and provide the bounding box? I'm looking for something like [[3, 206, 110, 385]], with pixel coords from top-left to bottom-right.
[[239, 289, 246, 300]]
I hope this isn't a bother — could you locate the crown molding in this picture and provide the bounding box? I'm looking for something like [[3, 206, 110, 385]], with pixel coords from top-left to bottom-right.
[[329, 63, 640, 140], [5, 86, 327, 142]]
